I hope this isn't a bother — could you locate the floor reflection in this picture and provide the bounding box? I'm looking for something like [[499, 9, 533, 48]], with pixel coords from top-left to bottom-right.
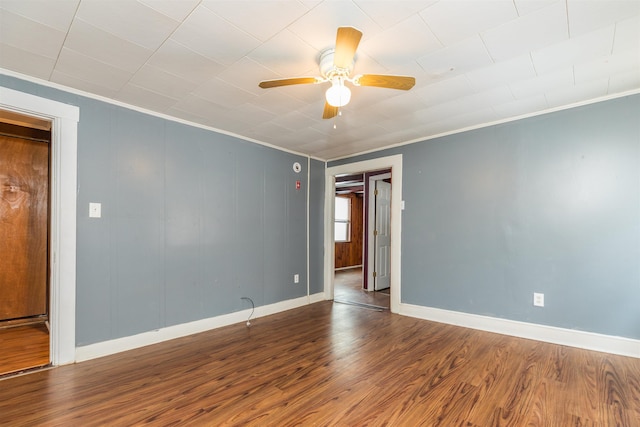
[[334, 267, 390, 310]]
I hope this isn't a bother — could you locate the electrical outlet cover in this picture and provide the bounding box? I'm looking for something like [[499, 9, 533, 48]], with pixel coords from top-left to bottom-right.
[[533, 292, 544, 307]]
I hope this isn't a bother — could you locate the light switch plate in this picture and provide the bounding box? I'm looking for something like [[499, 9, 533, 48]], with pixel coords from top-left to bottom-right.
[[89, 202, 101, 218]]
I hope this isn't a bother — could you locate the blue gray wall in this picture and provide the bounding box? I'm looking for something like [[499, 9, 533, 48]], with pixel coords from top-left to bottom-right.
[[331, 94, 640, 340], [1, 74, 324, 346]]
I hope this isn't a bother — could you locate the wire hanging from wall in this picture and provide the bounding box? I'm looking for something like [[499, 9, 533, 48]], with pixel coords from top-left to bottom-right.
[[240, 297, 254, 327]]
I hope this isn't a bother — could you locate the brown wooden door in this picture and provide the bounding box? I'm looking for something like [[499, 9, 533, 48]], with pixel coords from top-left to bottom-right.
[[0, 134, 49, 321]]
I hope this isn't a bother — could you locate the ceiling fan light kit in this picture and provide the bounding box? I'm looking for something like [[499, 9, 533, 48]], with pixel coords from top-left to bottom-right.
[[258, 26, 416, 119], [325, 77, 351, 107]]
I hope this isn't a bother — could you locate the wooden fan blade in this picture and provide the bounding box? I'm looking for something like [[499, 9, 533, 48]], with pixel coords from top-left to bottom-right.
[[355, 74, 416, 90], [333, 27, 362, 69], [323, 102, 339, 119], [259, 77, 320, 89]]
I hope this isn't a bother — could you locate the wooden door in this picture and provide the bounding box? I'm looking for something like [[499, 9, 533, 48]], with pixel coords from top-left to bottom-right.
[[0, 134, 49, 320]]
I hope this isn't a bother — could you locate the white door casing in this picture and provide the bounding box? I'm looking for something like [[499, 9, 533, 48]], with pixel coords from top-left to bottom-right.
[[325, 154, 402, 313], [0, 86, 78, 365]]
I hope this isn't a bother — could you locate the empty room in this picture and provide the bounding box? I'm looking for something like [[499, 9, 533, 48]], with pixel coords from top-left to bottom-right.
[[0, 1, 638, 425]]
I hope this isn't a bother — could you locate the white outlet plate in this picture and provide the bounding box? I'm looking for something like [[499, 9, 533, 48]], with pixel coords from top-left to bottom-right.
[[294, 274, 299, 283], [533, 292, 544, 307], [89, 202, 101, 218]]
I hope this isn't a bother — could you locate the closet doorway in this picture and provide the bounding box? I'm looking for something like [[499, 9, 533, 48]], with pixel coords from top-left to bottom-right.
[[0, 110, 51, 376]]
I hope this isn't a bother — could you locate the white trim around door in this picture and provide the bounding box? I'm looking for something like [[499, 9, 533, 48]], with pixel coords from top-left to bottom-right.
[[324, 154, 402, 313], [0, 86, 78, 366]]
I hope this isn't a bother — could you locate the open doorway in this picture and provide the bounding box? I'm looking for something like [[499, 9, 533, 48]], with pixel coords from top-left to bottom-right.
[[0, 110, 51, 376], [334, 169, 391, 310], [1, 86, 78, 368], [324, 154, 403, 313], [333, 174, 389, 310]]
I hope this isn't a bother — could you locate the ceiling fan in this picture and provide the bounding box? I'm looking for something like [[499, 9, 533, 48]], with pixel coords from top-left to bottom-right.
[[258, 27, 416, 119]]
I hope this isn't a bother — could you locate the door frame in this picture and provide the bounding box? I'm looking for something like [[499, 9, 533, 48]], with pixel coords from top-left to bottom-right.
[[324, 154, 402, 313], [368, 173, 391, 292], [0, 86, 78, 366]]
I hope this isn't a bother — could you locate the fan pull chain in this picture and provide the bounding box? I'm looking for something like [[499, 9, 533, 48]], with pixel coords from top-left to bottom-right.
[[333, 110, 343, 129]]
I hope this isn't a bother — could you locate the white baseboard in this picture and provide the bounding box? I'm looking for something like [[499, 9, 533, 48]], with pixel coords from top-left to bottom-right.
[[399, 303, 640, 359], [76, 294, 324, 362], [308, 292, 326, 304]]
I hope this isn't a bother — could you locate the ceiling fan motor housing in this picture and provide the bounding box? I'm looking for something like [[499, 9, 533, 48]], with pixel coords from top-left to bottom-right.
[[319, 48, 354, 79]]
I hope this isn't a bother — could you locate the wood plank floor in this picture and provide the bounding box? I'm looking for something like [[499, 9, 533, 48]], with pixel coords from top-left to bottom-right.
[[0, 322, 49, 376], [1, 301, 638, 426], [334, 267, 390, 309]]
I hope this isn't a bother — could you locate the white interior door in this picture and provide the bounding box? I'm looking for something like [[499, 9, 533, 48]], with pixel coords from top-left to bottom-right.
[[374, 180, 391, 291]]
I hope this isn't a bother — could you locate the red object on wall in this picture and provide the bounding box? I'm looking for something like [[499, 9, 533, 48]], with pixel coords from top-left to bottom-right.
[[296, 180, 301, 190]]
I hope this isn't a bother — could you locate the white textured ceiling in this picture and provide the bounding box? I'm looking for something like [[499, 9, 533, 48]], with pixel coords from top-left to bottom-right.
[[1, 0, 638, 160]]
